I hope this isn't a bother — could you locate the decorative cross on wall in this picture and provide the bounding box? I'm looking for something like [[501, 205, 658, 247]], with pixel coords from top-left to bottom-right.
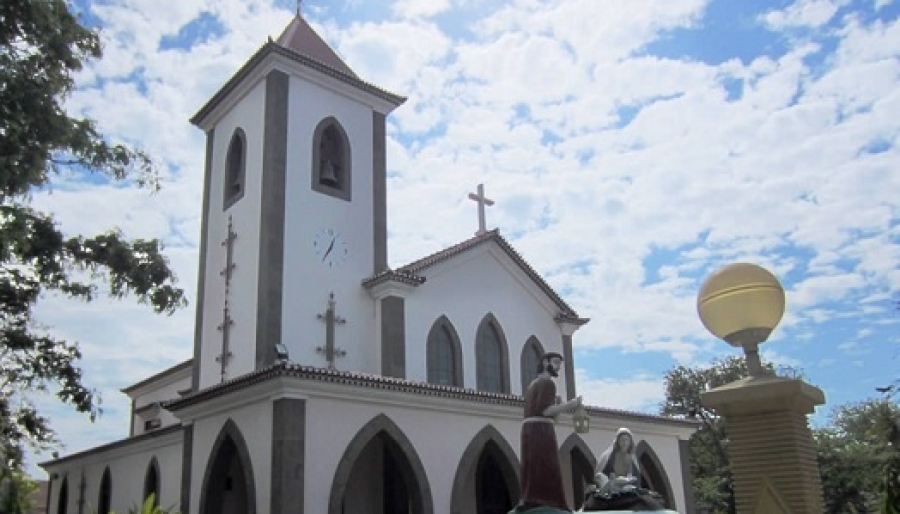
[[468, 183, 494, 236], [316, 292, 347, 369], [216, 216, 237, 382]]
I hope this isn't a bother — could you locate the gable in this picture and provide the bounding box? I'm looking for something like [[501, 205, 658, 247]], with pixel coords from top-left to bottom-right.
[[396, 230, 586, 324]]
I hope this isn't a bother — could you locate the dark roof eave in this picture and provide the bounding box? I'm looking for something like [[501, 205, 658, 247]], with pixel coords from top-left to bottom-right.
[[554, 314, 590, 326], [361, 269, 426, 289], [164, 362, 695, 428], [120, 359, 193, 394], [39, 425, 183, 468], [191, 42, 406, 128]]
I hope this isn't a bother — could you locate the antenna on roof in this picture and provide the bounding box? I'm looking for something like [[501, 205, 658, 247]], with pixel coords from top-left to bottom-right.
[[296, 0, 302, 16]]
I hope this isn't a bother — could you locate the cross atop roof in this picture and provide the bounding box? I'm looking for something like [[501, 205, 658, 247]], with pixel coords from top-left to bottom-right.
[[468, 183, 495, 236]]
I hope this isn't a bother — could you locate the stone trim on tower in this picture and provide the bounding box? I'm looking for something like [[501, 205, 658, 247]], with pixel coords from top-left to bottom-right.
[[271, 399, 306, 513], [678, 439, 696, 514], [191, 129, 215, 391], [562, 332, 576, 400], [372, 111, 388, 272], [255, 70, 289, 370], [180, 424, 193, 514], [380, 296, 406, 378]]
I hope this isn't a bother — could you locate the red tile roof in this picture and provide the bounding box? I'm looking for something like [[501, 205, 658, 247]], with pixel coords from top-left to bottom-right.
[[275, 14, 357, 78]]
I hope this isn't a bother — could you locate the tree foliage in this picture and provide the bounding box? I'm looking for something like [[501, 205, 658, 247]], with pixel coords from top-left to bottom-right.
[[0, 462, 37, 514], [0, 0, 186, 468], [660, 356, 779, 514], [815, 399, 900, 513], [662, 357, 900, 514]]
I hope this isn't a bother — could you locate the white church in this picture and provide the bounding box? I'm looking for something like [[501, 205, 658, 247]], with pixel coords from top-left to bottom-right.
[[42, 13, 697, 514]]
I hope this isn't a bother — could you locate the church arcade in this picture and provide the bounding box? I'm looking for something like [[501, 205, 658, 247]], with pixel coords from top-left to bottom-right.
[[42, 12, 696, 514]]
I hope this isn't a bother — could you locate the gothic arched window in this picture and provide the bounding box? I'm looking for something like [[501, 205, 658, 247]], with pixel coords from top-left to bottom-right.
[[223, 128, 246, 209], [311, 117, 352, 201], [520, 336, 545, 393], [98, 467, 112, 514], [57, 476, 68, 514], [144, 457, 160, 507], [476, 314, 510, 393], [427, 316, 463, 387]]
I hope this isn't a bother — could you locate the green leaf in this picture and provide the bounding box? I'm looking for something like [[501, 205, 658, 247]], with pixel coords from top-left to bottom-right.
[[0, 0, 186, 473]]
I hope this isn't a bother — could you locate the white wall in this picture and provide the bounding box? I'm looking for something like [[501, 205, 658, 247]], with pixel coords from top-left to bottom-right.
[[197, 80, 266, 388], [299, 384, 689, 513], [129, 371, 191, 435], [44, 431, 183, 514], [188, 399, 272, 514], [404, 243, 569, 396], [280, 75, 378, 373]]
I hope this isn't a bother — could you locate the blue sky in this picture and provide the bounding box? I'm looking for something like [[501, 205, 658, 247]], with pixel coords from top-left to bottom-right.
[[23, 0, 899, 475]]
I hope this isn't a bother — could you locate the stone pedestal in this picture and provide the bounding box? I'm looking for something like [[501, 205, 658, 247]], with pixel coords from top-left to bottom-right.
[[701, 376, 825, 514]]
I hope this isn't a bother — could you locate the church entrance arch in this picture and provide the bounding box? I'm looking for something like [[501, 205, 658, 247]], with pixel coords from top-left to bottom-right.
[[559, 433, 597, 510], [57, 476, 68, 514], [328, 414, 433, 514], [451, 425, 520, 514], [636, 440, 676, 510], [199, 419, 257, 514]]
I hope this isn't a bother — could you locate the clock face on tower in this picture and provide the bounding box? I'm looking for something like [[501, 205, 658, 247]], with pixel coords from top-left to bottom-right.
[[314, 228, 348, 267]]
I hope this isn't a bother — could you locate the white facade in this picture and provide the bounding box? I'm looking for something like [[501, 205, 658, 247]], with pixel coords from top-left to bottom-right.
[[196, 79, 267, 387], [280, 74, 381, 373], [124, 361, 192, 436], [41, 13, 697, 514], [402, 243, 572, 396]]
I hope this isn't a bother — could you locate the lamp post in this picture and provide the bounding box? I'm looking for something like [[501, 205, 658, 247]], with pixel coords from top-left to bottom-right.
[[697, 263, 785, 378], [697, 263, 825, 514]]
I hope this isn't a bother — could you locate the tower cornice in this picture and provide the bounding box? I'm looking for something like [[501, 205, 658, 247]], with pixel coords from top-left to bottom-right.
[[191, 42, 406, 131]]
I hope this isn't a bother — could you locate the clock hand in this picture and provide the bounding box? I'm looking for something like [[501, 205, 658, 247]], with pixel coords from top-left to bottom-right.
[[322, 237, 335, 261]]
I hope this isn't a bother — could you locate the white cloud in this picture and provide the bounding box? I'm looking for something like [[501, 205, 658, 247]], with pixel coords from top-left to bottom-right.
[[762, 0, 846, 30], [391, 0, 452, 19], [576, 369, 666, 414], [21, 0, 900, 476]]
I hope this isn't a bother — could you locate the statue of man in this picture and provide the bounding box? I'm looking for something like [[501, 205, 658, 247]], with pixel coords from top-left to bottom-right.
[[518, 352, 582, 511]]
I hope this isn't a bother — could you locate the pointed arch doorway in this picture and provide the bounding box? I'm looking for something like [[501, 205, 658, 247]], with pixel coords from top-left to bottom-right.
[[636, 440, 676, 510], [199, 420, 257, 514], [329, 414, 433, 514], [475, 443, 515, 514], [452, 425, 520, 514]]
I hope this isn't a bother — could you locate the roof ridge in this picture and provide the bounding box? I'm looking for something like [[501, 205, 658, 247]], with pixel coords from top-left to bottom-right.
[[397, 230, 585, 318], [275, 14, 357, 78]]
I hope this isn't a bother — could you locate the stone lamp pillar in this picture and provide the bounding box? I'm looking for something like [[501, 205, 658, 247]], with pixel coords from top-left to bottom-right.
[[697, 263, 825, 514]]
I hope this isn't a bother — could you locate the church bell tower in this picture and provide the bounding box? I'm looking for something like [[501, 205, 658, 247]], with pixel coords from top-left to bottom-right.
[[188, 14, 406, 390]]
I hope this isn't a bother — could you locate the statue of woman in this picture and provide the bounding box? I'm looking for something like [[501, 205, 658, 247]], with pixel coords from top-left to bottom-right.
[[595, 428, 641, 494], [582, 428, 670, 511]]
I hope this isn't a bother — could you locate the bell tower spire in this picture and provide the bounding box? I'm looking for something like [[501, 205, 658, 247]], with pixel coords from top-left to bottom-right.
[[189, 14, 407, 390]]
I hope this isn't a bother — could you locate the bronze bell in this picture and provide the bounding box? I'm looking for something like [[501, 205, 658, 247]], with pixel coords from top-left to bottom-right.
[[320, 160, 339, 186]]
